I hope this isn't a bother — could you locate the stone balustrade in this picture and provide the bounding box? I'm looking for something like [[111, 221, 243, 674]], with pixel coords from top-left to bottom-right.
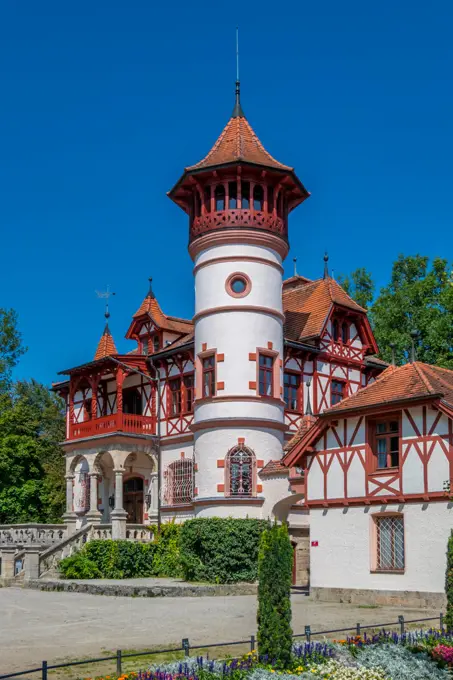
[[0, 524, 67, 548]]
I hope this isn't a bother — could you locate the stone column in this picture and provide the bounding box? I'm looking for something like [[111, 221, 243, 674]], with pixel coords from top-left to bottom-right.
[[149, 472, 158, 517], [111, 468, 127, 539], [0, 548, 16, 582], [24, 547, 41, 581], [86, 472, 102, 524], [62, 474, 78, 535]]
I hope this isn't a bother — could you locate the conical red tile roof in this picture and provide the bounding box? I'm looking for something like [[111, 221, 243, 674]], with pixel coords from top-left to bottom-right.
[[186, 114, 292, 172], [94, 325, 118, 360]]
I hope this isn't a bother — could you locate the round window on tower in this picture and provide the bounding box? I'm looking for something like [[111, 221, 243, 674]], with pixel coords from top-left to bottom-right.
[[225, 272, 252, 299]]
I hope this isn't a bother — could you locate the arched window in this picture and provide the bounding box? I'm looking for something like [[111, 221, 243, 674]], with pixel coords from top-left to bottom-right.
[[194, 191, 201, 217], [215, 184, 225, 211], [204, 186, 211, 213], [253, 185, 264, 211], [341, 322, 349, 344], [226, 444, 256, 497], [332, 319, 339, 342], [228, 181, 237, 209], [267, 186, 274, 213], [241, 181, 250, 209]]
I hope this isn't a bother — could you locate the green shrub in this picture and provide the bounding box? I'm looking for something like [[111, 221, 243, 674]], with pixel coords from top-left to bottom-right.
[[59, 552, 102, 579], [59, 540, 156, 579], [180, 517, 269, 583], [257, 522, 293, 668], [445, 530, 453, 630], [151, 521, 183, 578]]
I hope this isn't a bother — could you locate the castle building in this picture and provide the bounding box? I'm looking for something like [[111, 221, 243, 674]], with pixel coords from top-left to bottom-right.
[[57, 81, 453, 599]]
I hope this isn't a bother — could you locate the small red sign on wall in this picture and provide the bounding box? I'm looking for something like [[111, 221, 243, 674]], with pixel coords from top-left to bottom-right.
[[311, 541, 319, 547]]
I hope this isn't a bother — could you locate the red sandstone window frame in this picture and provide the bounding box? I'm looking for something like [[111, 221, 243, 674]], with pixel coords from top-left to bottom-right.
[[225, 272, 252, 299], [370, 513, 405, 573], [225, 444, 257, 497], [258, 352, 275, 397], [202, 354, 216, 398]]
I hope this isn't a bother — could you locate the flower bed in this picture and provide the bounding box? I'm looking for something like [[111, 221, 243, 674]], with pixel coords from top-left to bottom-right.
[[80, 630, 453, 680]]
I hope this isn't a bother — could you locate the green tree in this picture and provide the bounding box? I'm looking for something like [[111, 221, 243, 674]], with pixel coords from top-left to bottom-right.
[[371, 255, 453, 367], [338, 268, 375, 309], [0, 308, 26, 393], [445, 530, 453, 630], [0, 379, 65, 523], [257, 522, 293, 668]]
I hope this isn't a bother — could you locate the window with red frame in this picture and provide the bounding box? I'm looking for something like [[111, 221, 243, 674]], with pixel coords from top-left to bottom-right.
[[375, 515, 404, 570], [372, 418, 400, 469], [202, 355, 216, 397], [284, 372, 300, 410], [259, 354, 274, 396], [227, 444, 255, 496], [331, 379, 346, 406], [169, 377, 182, 416], [183, 374, 194, 412]]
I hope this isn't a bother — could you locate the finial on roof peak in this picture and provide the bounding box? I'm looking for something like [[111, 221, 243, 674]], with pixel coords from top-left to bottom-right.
[[148, 277, 155, 299], [293, 257, 298, 277], [323, 252, 329, 279], [103, 302, 111, 334], [232, 27, 245, 119]]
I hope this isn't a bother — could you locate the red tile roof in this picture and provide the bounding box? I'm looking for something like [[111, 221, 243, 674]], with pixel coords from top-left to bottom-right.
[[259, 459, 288, 476], [325, 361, 453, 415], [186, 114, 292, 172], [283, 276, 366, 342], [283, 414, 317, 452], [132, 293, 193, 335], [94, 325, 118, 360]]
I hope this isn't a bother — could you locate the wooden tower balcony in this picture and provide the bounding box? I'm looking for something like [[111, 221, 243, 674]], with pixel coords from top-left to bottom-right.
[[68, 413, 156, 441]]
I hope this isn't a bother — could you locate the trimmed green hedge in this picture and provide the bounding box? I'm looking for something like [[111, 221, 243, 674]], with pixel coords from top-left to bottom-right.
[[179, 517, 269, 583], [59, 518, 269, 582]]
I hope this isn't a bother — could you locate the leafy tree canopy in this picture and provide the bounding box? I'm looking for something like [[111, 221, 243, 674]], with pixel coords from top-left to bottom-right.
[[0, 311, 65, 523], [338, 267, 375, 310], [339, 255, 453, 368]]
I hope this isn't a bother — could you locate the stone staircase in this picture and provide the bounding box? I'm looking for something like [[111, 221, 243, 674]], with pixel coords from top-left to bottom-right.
[[0, 522, 154, 583]]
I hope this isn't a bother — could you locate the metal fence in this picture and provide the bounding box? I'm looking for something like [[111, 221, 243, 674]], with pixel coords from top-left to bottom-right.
[[0, 613, 444, 680]]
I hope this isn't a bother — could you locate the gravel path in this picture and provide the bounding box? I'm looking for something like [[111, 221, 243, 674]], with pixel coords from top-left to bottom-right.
[[0, 587, 439, 674]]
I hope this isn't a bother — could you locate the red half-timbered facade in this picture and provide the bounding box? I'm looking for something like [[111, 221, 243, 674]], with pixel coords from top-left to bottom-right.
[[283, 361, 453, 605]]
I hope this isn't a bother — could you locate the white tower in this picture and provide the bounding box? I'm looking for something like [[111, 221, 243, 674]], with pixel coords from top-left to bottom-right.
[[168, 83, 309, 517]]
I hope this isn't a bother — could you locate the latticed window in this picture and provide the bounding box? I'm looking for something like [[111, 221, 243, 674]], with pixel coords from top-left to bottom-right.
[[227, 444, 256, 497], [164, 459, 194, 505], [376, 516, 405, 571]]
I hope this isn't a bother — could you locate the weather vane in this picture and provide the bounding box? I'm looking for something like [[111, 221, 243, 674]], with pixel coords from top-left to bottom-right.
[[95, 285, 116, 319]]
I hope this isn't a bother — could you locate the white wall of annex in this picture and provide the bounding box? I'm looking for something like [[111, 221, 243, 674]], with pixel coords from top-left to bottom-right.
[[310, 503, 453, 593]]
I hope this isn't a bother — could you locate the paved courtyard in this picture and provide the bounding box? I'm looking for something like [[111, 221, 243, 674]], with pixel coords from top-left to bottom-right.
[[0, 587, 440, 673]]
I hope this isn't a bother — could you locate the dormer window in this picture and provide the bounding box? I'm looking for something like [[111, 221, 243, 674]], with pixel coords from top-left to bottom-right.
[[253, 185, 264, 211], [332, 319, 339, 342], [153, 335, 160, 352], [215, 185, 225, 211], [341, 322, 349, 344], [140, 336, 149, 355]]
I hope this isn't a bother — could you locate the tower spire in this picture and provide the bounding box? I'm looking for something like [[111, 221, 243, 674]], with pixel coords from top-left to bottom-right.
[[232, 27, 245, 118]]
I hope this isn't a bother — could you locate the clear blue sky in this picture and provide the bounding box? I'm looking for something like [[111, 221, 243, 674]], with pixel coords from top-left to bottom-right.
[[1, 0, 452, 386]]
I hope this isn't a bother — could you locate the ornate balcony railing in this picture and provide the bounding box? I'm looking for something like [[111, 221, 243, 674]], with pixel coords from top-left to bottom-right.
[[69, 413, 156, 441], [191, 209, 286, 239]]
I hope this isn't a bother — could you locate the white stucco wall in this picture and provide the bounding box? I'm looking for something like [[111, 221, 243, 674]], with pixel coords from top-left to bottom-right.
[[310, 502, 453, 593]]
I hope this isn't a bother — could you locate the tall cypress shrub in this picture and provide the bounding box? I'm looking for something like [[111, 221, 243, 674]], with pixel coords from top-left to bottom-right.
[[257, 522, 293, 667], [445, 530, 453, 630]]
